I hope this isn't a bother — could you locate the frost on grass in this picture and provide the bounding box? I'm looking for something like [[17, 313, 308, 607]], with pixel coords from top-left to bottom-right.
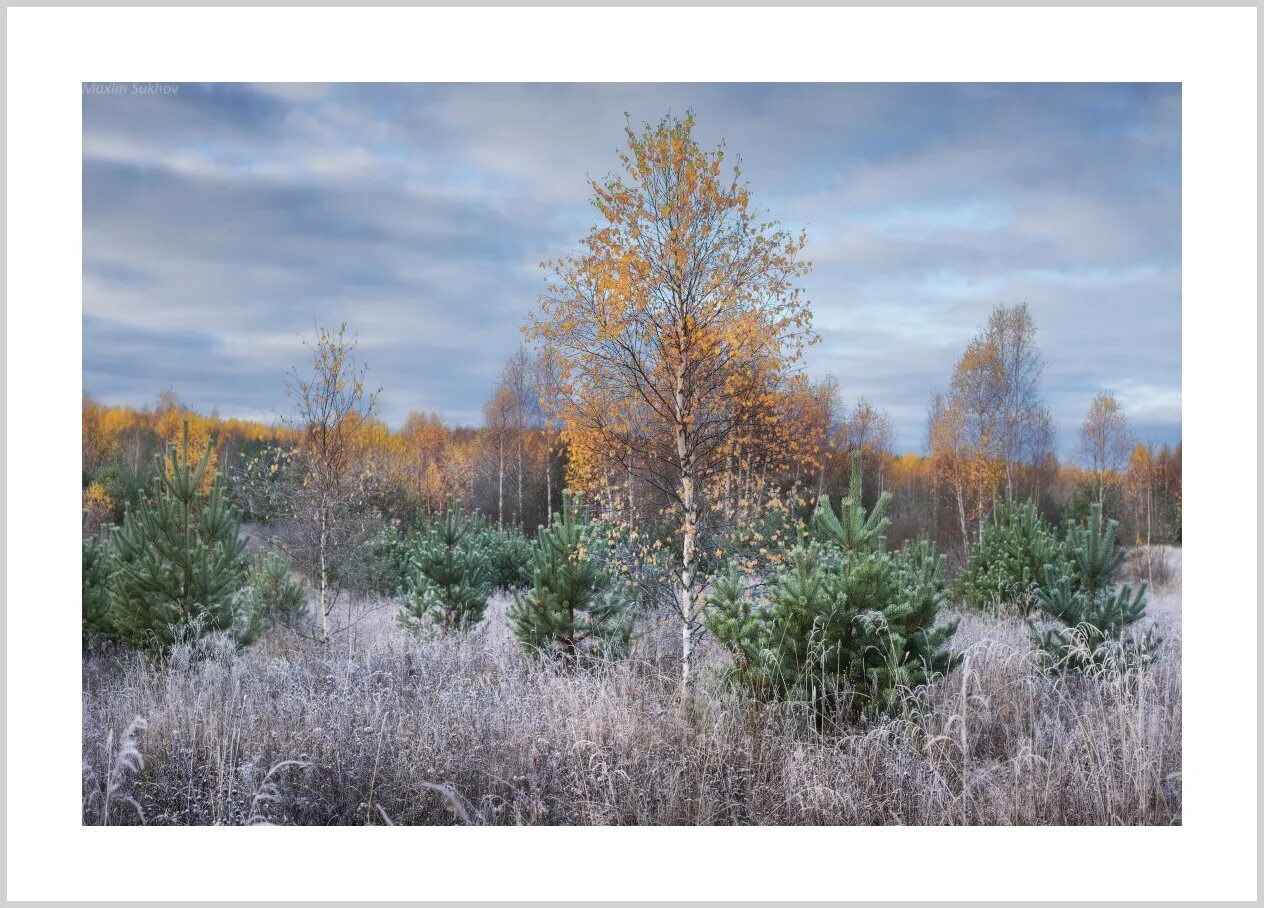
[[82, 588, 1182, 826]]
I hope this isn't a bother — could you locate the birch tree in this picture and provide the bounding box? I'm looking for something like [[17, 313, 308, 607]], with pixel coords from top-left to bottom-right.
[[1080, 391, 1133, 519], [986, 303, 1051, 495], [1126, 441, 1158, 584], [282, 323, 380, 645], [533, 353, 564, 528], [528, 112, 814, 694], [927, 336, 1006, 553], [483, 383, 514, 530], [840, 397, 895, 498], [500, 347, 536, 529], [927, 305, 1051, 551]]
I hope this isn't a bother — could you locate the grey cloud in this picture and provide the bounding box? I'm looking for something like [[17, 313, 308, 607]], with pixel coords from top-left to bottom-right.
[[83, 83, 1181, 453]]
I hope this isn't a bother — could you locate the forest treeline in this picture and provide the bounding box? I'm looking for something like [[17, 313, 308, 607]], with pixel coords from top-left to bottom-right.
[[83, 343, 1182, 562]]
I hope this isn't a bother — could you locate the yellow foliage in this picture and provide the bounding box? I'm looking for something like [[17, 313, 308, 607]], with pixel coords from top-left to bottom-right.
[[530, 115, 818, 535], [82, 481, 114, 536], [83, 481, 113, 515]]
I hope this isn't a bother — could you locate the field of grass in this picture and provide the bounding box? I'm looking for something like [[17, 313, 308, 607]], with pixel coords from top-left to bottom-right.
[[82, 560, 1181, 826]]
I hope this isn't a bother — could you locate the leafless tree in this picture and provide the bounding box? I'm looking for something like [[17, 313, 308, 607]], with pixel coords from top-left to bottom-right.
[[986, 303, 1051, 496], [841, 396, 895, 496], [533, 353, 564, 527], [483, 382, 516, 531], [1079, 390, 1134, 519], [806, 374, 845, 496], [278, 323, 381, 645], [501, 347, 536, 529], [116, 425, 163, 482]]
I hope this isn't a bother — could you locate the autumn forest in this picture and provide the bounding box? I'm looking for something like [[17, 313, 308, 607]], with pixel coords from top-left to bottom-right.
[[82, 110, 1182, 827]]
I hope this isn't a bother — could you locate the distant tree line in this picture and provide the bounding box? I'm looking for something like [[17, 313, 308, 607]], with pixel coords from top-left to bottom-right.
[[83, 334, 1180, 566]]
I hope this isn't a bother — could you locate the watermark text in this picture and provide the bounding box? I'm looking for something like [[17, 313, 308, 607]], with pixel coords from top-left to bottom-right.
[[83, 82, 180, 96]]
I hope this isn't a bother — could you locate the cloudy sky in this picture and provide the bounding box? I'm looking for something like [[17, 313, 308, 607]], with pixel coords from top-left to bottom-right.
[[83, 83, 1181, 454]]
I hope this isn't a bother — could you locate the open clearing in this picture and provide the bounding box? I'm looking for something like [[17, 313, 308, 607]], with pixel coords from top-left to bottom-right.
[[83, 568, 1181, 826]]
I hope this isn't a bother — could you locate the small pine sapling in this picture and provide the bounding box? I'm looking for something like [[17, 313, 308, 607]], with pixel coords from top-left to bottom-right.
[[812, 450, 890, 553], [473, 522, 534, 591], [706, 529, 960, 717], [955, 495, 1071, 613], [1063, 502, 1123, 601], [240, 551, 309, 640], [83, 530, 118, 646], [397, 498, 493, 632], [703, 565, 775, 700], [107, 424, 251, 654], [350, 524, 412, 597], [894, 537, 961, 679], [1029, 503, 1160, 669], [508, 493, 632, 662]]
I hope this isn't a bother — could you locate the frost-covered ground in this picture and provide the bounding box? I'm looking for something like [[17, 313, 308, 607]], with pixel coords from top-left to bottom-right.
[[82, 557, 1181, 826]]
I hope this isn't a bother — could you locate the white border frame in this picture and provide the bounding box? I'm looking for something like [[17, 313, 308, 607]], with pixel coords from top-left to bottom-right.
[[5, 6, 1258, 902]]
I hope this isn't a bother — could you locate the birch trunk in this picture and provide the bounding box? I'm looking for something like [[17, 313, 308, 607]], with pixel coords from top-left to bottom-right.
[[626, 447, 634, 522], [954, 482, 969, 558], [674, 367, 698, 697], [497, 437, 505, 531], [516, 437, 523, 529], [545, 443, 552, 528], [318, 504, 330, 644]]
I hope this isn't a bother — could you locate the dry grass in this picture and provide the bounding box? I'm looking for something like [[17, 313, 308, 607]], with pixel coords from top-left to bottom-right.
[[82, 582, 1181, 826], [1120, 544, 1182, 592]]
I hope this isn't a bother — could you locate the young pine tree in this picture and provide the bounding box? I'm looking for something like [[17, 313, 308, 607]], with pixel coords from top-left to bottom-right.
[[708, 459, 959, 718], [955, 496, 1071, 613], [240, 551, 309, 639], [1063, 502, 1124, 601], [397, 498, 493, 632], [894, 537, 961, 679], [108, 425, 250, 654], [1029, 503, 1159, 669], [812, 450, 890, 553], [508, 494, 632, 662], [463, 519, 534, 592], [82, 531, 117, 646], [707, 541, 960, 718]]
